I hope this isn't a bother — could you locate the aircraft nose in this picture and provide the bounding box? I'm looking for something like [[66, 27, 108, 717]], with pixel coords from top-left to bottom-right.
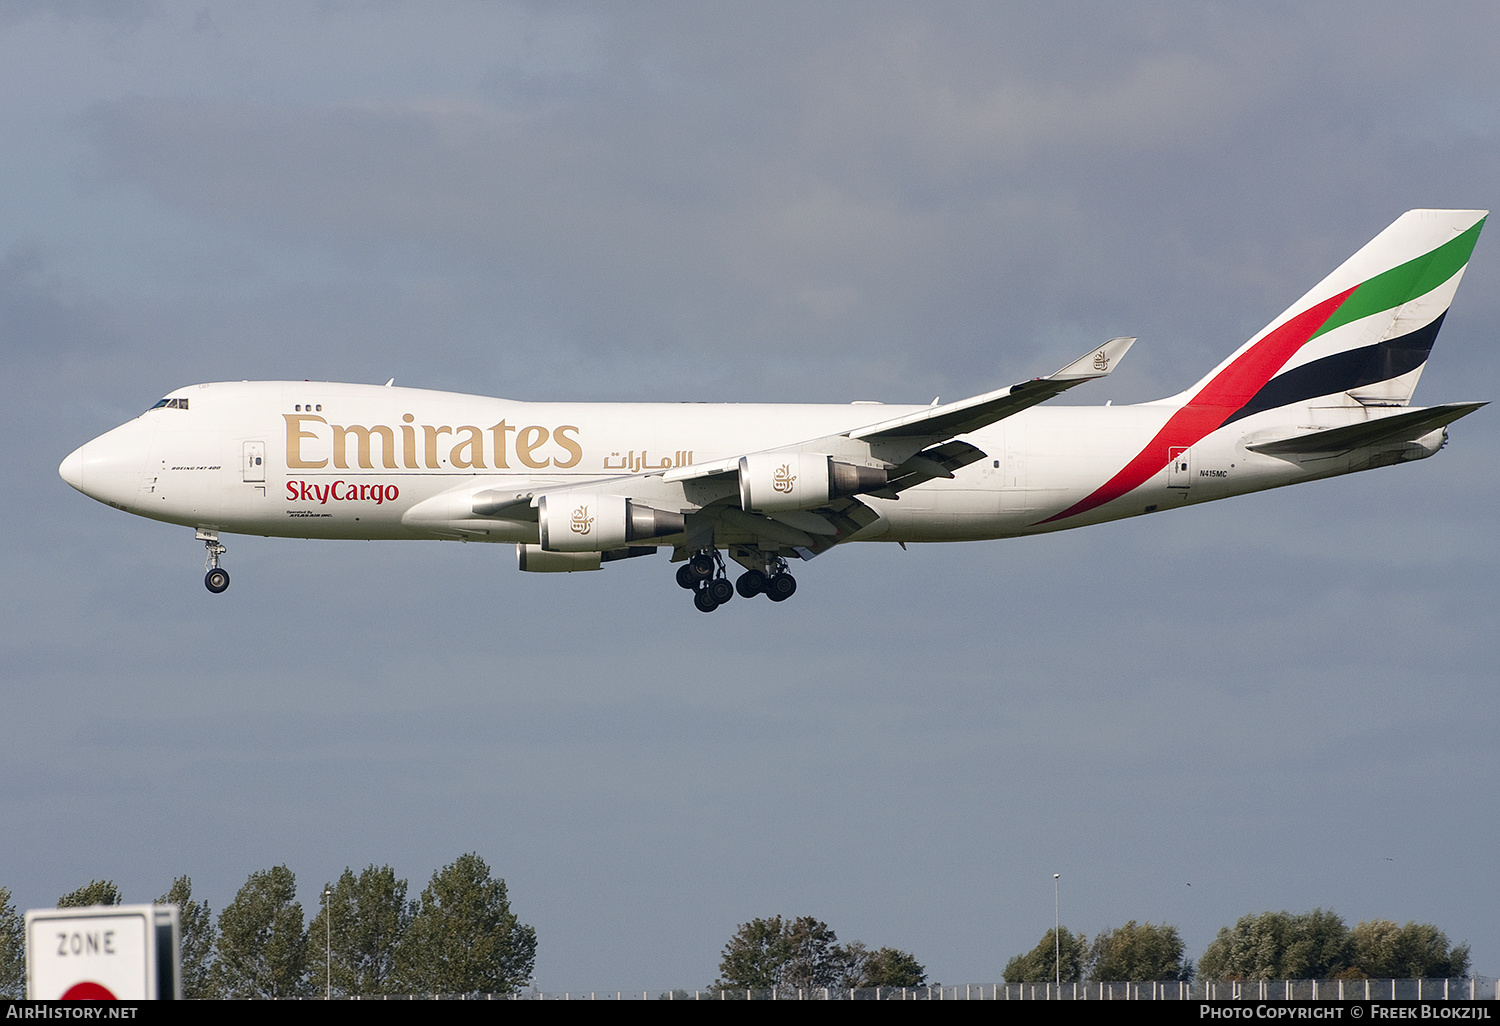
[[59, 446, 85, 492], [60, 418, 156, 510]]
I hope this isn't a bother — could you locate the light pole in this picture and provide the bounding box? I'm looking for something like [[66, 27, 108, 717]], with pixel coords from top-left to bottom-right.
[[1053, 873, 1061, 988], [323, 887, 332, 1000]]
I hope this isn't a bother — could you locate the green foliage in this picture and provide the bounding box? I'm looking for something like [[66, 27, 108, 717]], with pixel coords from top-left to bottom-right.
[[57, 880, 121, 907], [1003, 927, 1088, 984], [307, 865, 414, 996], [715, 916, 844, 990], [713, 917, 925, 991], [1089, 921, 1193, 982], [156, 877, 215, 999], [852, 944, 928, 988], [1198, 909, 1352, 980], [714, 915, 794, 989], [213, 865, 310, 998], [397, 853, 536, 995], [1349, 920, 1471, 979], [780, 916, 848, 990], [0, 888, 23, 999], [1199, 910, 1471, 981]]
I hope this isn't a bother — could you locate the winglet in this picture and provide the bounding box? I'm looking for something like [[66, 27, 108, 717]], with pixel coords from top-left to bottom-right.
[[1048, 336, 1136, 381]]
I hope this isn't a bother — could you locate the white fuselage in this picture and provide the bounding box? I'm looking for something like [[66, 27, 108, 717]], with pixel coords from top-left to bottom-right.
[[61, 380, 1426, 548]]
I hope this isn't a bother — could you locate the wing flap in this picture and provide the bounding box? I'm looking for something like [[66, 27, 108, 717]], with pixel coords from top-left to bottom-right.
[[865, 440, 989, 498], [793, 498, 883, 558]]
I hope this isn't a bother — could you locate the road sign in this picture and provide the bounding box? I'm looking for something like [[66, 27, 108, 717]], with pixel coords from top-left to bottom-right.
[[25, 904, 180, 1000]]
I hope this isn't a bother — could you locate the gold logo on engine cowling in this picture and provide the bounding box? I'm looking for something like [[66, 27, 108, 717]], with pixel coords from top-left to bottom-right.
[[772, 464, 796, 493], [570, 504, 594, 534], [1093, 350, 1109, 371]]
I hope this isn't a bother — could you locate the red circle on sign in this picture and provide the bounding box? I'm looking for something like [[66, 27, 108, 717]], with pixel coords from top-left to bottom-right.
[[62, 981, 116, 1000]]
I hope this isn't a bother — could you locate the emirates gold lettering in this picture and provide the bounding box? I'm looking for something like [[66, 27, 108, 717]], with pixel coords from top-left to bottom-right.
[[332, 423, 397, 470], [516, 425, 550, 469], [286, 414, 586, 472], [489, 421, 516, 469], [553, 425, 582, 469], [284, 414, 329, 469], [450, 425, 484, 469], [423, 425, 453, 469], [773, 463, 796, 493], [400, 414, 418, 469]]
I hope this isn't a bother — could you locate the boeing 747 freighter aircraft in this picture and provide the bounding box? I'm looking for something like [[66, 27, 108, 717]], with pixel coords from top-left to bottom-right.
[[60, 209, 1486, 611]]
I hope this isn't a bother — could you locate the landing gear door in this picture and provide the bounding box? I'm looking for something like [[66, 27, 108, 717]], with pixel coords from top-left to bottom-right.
[[1167, 446, 1191, 489], [243, 441, 265, 483]]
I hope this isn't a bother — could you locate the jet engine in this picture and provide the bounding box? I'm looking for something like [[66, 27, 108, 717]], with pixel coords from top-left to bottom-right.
[[537, 493, 685, 552], [738, 453, 887, 512]]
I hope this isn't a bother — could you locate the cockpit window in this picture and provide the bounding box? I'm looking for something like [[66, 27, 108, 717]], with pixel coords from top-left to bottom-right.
[[147, 397, 189, 411]]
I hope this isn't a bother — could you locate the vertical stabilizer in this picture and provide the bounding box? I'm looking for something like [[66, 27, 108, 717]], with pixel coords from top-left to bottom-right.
[[1040, 210, 1485, 526], [1172, 209, 1485, 418]]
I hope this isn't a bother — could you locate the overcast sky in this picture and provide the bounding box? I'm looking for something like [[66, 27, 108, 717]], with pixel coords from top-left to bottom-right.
[[4, 1, 1498, 992]]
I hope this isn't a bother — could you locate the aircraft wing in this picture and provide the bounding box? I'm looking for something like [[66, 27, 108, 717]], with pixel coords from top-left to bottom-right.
[[848, 335, 1136, 442], [663, 336, 1136, 484], [650, 337, 1134, 560]]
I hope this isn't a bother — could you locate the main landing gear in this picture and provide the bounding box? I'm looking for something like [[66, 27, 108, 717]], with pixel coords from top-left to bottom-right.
[[675, 550, 796, 612], [199, 529, 229, 594]]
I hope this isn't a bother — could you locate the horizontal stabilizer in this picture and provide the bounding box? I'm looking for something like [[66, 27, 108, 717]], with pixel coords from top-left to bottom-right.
[[1245, 402, 1485, 456]]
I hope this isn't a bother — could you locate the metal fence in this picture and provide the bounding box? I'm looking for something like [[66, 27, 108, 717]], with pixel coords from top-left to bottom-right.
[[349, 978, 1496, 1000]]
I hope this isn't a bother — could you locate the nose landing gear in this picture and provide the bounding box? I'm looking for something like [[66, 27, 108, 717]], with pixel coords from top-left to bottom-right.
[[199, 528, 229, 594]]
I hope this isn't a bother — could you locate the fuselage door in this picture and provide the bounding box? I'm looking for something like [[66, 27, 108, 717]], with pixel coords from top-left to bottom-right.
[[243, 441, 265, 483], [998, 425, 1029, 512], [1167, 446, 1191, 489]]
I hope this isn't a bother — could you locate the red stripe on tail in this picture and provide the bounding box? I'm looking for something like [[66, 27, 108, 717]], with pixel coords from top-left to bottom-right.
[[1037, 286, 1356, 525]]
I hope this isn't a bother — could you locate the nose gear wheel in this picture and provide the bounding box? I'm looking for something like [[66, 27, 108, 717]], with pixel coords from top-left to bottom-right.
[[200, 530, 229, 594]]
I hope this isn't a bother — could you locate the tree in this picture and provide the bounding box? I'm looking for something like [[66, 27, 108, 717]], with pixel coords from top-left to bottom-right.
[[0, 888, 23, 999], [1197, 909, 1352, 980], [57, 880, 121, 907], [1003, 927, 1088, 984], [156, 876, 215, 998], [396, 853, 535, 995], [1349, 920, 1471, 979], [213, 866, 310, 998], [781, 916, 850, 990], [306, 865, 413, 996], [713, 915, 859, 991], [712, 916, 924, 991], [714, 915, 793, 989], [847, 943, 928, 988], [1089, 921, 1193, 982]]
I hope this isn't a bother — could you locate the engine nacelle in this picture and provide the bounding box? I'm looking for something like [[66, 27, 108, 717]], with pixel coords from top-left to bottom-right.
[[738, 453, 887, 512], [516, 545, 601, 572], [537, 493, 685, 552]]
